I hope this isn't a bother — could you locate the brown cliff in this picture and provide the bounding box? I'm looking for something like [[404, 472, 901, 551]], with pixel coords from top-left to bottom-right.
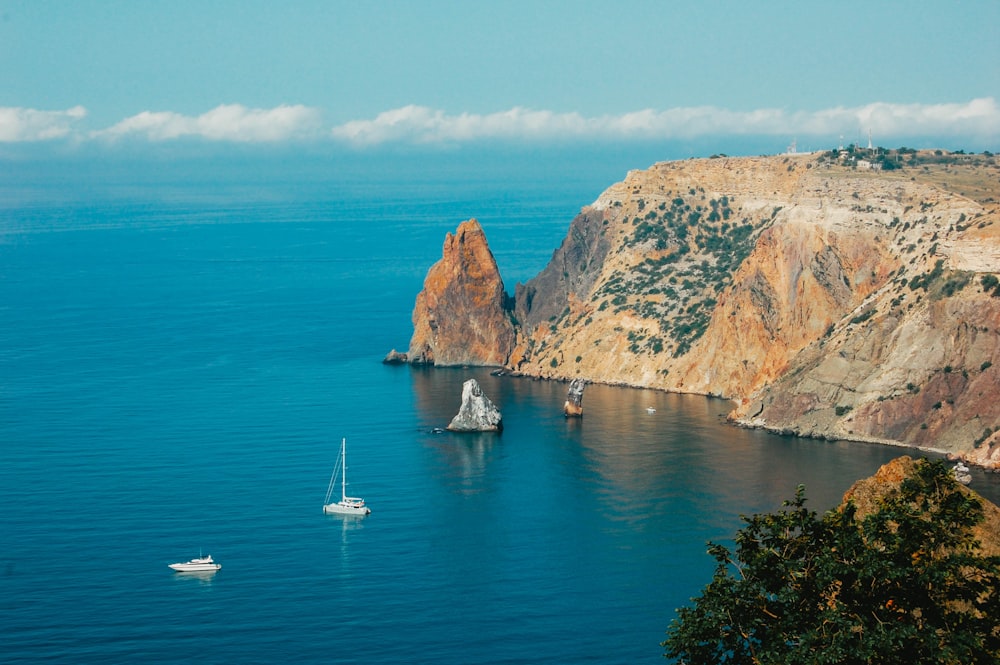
[[407, 218, 515, 367], [401, 152, 1000, 466]]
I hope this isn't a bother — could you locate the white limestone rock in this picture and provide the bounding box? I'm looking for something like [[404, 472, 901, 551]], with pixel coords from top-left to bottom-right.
[[447, 379, 503, 432]]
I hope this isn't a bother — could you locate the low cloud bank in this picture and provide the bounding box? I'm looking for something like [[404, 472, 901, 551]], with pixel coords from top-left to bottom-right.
[[0, 106, 87, 142], [1, 99, 996, 148], [332, 99, 999, 146], [93, 104, 324, 142]]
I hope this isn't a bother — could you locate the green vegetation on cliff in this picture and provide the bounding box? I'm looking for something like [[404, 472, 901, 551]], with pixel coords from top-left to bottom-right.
[[663, 459, 1000, 664], [592, 191, 761, 356]]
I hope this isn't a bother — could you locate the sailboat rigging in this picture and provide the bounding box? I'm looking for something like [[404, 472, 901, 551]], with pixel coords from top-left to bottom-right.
[[323, 437, 371, 516]]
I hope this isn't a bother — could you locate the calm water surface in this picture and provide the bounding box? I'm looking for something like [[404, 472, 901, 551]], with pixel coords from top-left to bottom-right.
[[2, 177, 997, 663]]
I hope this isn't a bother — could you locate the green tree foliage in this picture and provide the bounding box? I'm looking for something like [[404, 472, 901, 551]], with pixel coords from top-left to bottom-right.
[[663, 460, 1000, 664]]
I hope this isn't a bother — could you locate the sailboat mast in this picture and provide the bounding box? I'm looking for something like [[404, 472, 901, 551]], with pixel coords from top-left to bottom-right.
[[341, 437, 347, 501]]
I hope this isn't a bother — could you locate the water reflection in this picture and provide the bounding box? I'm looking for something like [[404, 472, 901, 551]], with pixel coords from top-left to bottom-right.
[[171, 570, 218, 585], [425, 430, 499, 494], [324, 512, 368, 535], [560, 384, 913, 519], [409, 366, 474, 429], [406, 366, 1000, 519], [323, 512, 367, 575]]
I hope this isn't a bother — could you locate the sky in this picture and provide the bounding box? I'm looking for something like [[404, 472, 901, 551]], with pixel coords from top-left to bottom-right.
[[0, 0, 998, 164]]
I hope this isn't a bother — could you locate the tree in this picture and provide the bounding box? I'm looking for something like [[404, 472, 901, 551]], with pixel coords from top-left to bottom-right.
[[663, 460, 1000, 664]]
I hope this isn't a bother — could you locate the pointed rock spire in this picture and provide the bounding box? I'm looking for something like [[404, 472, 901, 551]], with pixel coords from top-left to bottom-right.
[[446, 378, 503, 432], [407, 219, 515, 367]]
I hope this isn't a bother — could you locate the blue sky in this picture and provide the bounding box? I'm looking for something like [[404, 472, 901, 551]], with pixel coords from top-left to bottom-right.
[[1, 0, 998, 155]]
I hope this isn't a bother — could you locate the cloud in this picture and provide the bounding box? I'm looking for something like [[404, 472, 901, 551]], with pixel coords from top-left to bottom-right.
[[2, 99, 996, 148], [93, 104, 323, 142], [331, 98, 1000, 146], [331, 105, 594, 144], [0, 106, 86, 141]]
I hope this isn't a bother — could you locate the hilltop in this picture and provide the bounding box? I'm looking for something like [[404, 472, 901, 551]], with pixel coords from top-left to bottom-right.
[[400, 150, 1000, 467]]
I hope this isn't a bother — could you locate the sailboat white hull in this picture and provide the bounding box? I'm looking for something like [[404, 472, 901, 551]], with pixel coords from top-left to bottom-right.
[[323, 500, 371, 516]]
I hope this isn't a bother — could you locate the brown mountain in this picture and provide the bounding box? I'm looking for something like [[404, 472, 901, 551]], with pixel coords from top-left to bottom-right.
[[402, 151, 1000, 466]]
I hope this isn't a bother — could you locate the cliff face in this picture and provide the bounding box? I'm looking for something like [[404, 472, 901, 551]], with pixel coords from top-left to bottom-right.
[[734, 283, 1000, 461], [407, 218, 514, 367], [404, 153, 1000, 465]]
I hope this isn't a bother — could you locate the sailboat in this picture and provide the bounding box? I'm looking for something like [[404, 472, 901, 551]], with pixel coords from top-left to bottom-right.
[[323, 438, 371, 516]]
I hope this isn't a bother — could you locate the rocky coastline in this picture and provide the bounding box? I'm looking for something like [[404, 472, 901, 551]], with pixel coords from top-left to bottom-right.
[[390, 151, 1000, 469]]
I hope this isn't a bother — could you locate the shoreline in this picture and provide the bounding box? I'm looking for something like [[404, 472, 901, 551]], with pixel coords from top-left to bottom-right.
[[500, 368, 997, 472], [399, 361, 996, 473]]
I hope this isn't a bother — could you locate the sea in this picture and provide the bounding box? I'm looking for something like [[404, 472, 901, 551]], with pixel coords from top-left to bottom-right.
[[3, 153, 998, 664]]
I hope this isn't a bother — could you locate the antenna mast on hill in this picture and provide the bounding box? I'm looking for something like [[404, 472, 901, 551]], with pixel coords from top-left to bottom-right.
[[867, 128, 873, 151]]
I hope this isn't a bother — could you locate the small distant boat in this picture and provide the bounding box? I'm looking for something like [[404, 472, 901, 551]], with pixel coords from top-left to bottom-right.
[[323, 438, 371, 516], [168, 554, 221, 572], [646, 407, 656, 414]]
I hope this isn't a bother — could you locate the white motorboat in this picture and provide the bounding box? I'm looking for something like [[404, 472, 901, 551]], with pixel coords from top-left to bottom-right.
[[168, 554, 221, 572], [323, 437, 371, 516]]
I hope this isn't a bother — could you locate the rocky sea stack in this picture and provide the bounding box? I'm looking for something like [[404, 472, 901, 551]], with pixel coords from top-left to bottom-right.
[[446, 378, 503, 432], [406, 219, 514, 367], [564, 377, 586, 417], [396, 151, 1000, 466]]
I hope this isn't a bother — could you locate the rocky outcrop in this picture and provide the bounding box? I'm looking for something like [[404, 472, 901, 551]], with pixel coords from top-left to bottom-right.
[[954, 461, 973, 485], [514, 208, 614, 332], [399, 152, 1000, 465], [563, 378, 586, 417], [382, 349, 408, 364], [841, 456, 1000, 556], [406, 219, 514, 367], [447, 379, 503, 432]]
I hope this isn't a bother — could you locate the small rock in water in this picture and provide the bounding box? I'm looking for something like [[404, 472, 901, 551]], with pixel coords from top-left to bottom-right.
[[382, 349, 408, 364], [447, 378, 503, 432]]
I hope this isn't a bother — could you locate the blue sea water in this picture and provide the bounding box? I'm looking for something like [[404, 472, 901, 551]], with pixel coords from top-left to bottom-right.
[[2, 165, 998, 664]]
